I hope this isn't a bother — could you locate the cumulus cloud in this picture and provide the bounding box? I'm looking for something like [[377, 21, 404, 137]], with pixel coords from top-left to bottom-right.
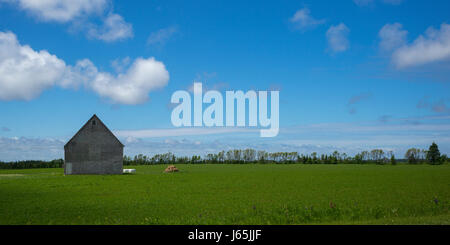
[[379, 23, 408, 52], [89, 57, 169, 104], [289, 7, 325, 31], [87, 13, 133, 42], [1, 0, 132, 42], [390, 23, 450, 68], [147, 26, 178, 46], [0, 31, 169, 104], [1, 0, 106, 22], [326, 23, 350, 53], [0, 31, 66, 100]]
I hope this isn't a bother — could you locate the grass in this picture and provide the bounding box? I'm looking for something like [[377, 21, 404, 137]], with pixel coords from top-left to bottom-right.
[[0, 164, 449, 225]]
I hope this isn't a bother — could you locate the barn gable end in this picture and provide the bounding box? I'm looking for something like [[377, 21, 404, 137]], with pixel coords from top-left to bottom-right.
[[64, 115, 124, 175], [64, 115, 124, 149]]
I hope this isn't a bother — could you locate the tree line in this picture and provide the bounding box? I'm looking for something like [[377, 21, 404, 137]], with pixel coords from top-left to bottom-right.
[[0, 159, 63, 169], [124, 142, 447, 166], [0, 143, 447, 169]]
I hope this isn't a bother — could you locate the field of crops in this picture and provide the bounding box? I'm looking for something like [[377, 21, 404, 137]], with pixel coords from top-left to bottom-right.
[[0, 164, 449, 225]]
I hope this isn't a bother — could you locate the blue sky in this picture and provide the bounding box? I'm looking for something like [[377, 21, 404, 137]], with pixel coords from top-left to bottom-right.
[[0, 0, 449, 161]]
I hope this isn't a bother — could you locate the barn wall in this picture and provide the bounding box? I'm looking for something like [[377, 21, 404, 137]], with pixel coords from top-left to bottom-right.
[[64, 118, 123, 175]]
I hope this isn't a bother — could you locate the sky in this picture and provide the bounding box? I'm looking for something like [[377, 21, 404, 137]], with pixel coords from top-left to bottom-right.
[[0, 0, 449, 161]]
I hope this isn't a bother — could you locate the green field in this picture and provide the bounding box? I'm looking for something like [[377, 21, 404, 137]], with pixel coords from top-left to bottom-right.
[[0, 164, 449, 225]]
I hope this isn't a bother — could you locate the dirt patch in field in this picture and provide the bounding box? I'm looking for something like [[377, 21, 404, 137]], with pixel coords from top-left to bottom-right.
[[164, 165, 179, 173]]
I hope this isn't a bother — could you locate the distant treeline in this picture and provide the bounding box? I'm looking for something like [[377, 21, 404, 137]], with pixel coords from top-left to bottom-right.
[[0, 159, 63, 169], [124, 143, 448, 166], [1, 143, 447, 169]]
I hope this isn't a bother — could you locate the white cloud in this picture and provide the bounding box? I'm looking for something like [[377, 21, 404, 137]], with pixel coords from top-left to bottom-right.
[[326, 23, 350, 53], [391, 23, 450, 68], [87, 13, 133, 42], [1, 0, 106, 22], [111, 56, 130, 73], [379, 23, 408, 52], [0, 31, 66, 100], [0, 31, 169, 104], [0, 136, 65, 161], [90, 57, 169, 104], [1, 0, 133, 42], [289, 7, 325, 31], [147, 26, 178, 46]]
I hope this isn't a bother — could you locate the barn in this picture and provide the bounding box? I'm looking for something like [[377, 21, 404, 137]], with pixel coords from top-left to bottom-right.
[[64, 115, 124, 175]]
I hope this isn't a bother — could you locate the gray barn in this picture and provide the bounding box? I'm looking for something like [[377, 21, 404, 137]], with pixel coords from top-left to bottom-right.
[[64, 115, 124, 175]]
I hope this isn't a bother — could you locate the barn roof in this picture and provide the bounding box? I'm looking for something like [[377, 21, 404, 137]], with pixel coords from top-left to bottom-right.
[[64, 114, 124, 148]]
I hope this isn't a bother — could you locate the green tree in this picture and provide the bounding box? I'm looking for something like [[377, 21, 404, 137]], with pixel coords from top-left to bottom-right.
[[405, 148, 419, 164], [370, 149, 385, 164], [426, 142, 441, 165], [390, 154, 396, 165], [354, 153, 363, 164]]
